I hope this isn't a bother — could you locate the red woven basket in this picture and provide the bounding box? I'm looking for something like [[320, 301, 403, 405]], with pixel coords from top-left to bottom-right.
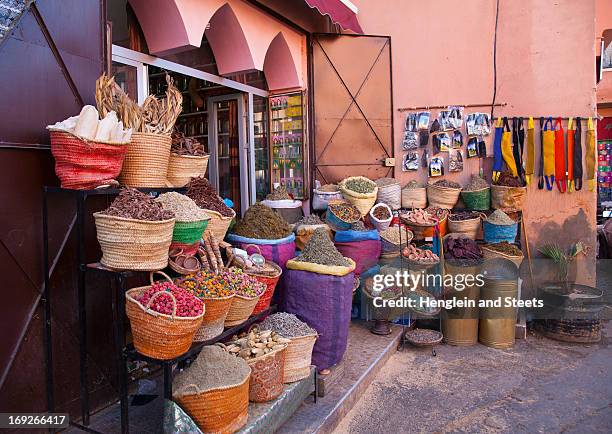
[[50, 130, 128, 189], [251, 271, 282, 316]]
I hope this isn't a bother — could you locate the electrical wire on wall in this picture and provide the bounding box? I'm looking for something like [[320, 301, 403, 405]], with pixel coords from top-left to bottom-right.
[[482, 0, 501, 177]]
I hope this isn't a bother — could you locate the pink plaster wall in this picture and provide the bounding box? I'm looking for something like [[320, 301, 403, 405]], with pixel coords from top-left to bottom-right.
[[352, 0, 598, 285], [596, 0, 612, 106]]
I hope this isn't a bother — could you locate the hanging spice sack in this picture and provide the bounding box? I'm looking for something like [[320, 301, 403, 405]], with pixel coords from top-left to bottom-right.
[[375, 178, 401, 210], [339, 176, 378, 217], [401, 181, 427, 208]]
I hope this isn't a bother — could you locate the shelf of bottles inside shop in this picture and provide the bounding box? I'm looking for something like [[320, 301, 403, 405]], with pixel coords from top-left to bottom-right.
[[148, 68, 213, 143], [270, 91, 305, 199]]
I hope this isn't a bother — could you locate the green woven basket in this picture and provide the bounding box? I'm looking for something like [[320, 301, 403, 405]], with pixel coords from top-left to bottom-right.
[[460, 187, 490, 211], [173, 219, 209, 244]]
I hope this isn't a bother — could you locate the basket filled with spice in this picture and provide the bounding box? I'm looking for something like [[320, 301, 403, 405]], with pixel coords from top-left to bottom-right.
[[227, 244, 283, 316], [379, 225, 414, 257], [167, 129, 209, 187], [447, 211, 485, 240], [427, 179, 462, 209], [173, 345, 250, 433], [261, 186, 304, 224], [125, 272, 204, 359], [175, 270, 235, 341], [326, 202, 361, 231], [481, 242, 524, 268], [94, 188, 175, 270], [228, 203, 296, 269], [369, 203, 393, 231], [339, 176, 379, 217], [375, 177, 401, 210], [185, 177, 236, 240], [155, 192, 210, 247], [225, 326, 288, 402], [401, 180, 427, 209], [400, 208, 447, 240], [483, 210, 518, 244], [96, 74, 182, 188], [47, 106, 132, 190], [460, 175, 490, 210], [223, 268, 267, 327], [260, 313, 318, 383], [313, 183, 343, 210], [491, 172, 527, 212]]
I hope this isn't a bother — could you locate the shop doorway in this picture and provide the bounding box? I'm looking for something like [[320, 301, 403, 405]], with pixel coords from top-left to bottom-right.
[[208, 94, 248, 216]]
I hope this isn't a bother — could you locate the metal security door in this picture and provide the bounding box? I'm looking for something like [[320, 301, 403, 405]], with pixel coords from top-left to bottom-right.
[[312, 34, 393, 184]]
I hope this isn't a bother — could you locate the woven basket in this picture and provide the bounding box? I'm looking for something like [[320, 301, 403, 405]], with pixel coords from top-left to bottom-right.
[[173, 375, 250, 434], [169, 240, 200, 256], [283, 334, 317, 383], [167, 153, 209, 188], [376, 182, 401, 210], [481, 244, 524, 268], [50, 131, 128, 189], [379, 226, 414, 256], [402, 214, 448, 241], [193, 294, 235, 342], [339, 177, 378, 217], [93, 212, 175, 271], [246, 345, 287, 402], [203, 208, 235, 241], [118, 132, 171, 188], [125, 272, 204, 360], [447, 213, 485, 240], [224, 293, 261, 327], [402, 186, 427, 208], [248, 262, 282, 316], [483, 220, 518, 244], [491, 185, 527, 212], [461, 187, 490, 210], [173, 219, 209, 245], [427, 183, 461, 209]]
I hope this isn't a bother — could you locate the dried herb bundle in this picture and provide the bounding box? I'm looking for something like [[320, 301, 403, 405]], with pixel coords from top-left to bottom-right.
[[96, 74, 182, 134]]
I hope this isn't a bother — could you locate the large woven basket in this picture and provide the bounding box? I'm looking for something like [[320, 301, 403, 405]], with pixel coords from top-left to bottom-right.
[[172, 219, 209, 245], [167, 153, 210, 187], [125, 272, 204, 360], [246, 345, 287, 402], [203, 208, 236, 241], [491, 185, 527, 212], [248, 262, 282, 316], [224, 294, 261, 327], [283, 334, 317, 383], [376, 182, 401, 210], [427, 183, 461, 209], [447, 213, 485, 240], [481, 244, 524, 268], [193, 294, 235, 341], [50, 131, 128, 189], [118, 132, 171, 187], [401, 186, 427, 208], [339, 177, 378, 217], [173, 375, 250, 434], [94, 212, 175, 270], [461, 187, 490, 210]]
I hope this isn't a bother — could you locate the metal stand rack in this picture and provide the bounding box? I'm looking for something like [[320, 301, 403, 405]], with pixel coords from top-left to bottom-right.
[[42, 186, 278, 434]]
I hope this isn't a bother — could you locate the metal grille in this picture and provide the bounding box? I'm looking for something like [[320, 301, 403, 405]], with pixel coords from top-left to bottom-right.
[[312, 34, 393, 184]]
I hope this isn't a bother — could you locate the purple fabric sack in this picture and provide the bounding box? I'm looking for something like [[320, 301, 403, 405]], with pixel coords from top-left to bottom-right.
[[280, 268, 354, 371], [335, 239, 381, 276], [241, 242, 296, 270]]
